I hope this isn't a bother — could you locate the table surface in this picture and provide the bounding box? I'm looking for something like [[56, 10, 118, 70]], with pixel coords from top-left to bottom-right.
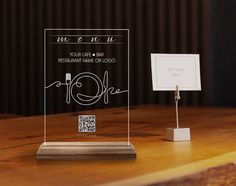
[[0, 105, 236, 186]]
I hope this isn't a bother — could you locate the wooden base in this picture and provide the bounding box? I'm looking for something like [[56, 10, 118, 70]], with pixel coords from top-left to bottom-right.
[[37, 142, 136, 160]]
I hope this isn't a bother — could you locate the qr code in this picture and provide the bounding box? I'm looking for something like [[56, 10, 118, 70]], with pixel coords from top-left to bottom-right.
[[78, 115, 96, 132]]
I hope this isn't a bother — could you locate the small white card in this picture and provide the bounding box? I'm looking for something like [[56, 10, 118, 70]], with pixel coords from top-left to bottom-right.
[[151, 54, 201, 91]]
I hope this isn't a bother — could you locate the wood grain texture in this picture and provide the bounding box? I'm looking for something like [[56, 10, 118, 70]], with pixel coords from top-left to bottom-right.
[[37, 142, 136, 160], [0, 105, 236, 186], [103, 151, 236, 186]]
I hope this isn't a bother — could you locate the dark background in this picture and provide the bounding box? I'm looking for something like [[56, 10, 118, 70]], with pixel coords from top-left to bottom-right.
[[0, 0, 235, 116]]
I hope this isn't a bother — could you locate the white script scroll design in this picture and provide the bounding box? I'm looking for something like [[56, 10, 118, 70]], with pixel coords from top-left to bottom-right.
[[45, 71, 128, 106]]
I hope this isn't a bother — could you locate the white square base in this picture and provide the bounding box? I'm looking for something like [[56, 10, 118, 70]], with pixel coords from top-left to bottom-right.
[[166, 128, 191, 141]]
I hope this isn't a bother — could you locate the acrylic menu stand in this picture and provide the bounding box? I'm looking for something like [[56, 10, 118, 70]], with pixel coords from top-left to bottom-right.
[[36, 28, 136, 160]]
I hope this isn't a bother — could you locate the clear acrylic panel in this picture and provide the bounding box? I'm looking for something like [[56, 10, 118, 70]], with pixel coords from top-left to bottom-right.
[[44, 29, 130, 145]]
